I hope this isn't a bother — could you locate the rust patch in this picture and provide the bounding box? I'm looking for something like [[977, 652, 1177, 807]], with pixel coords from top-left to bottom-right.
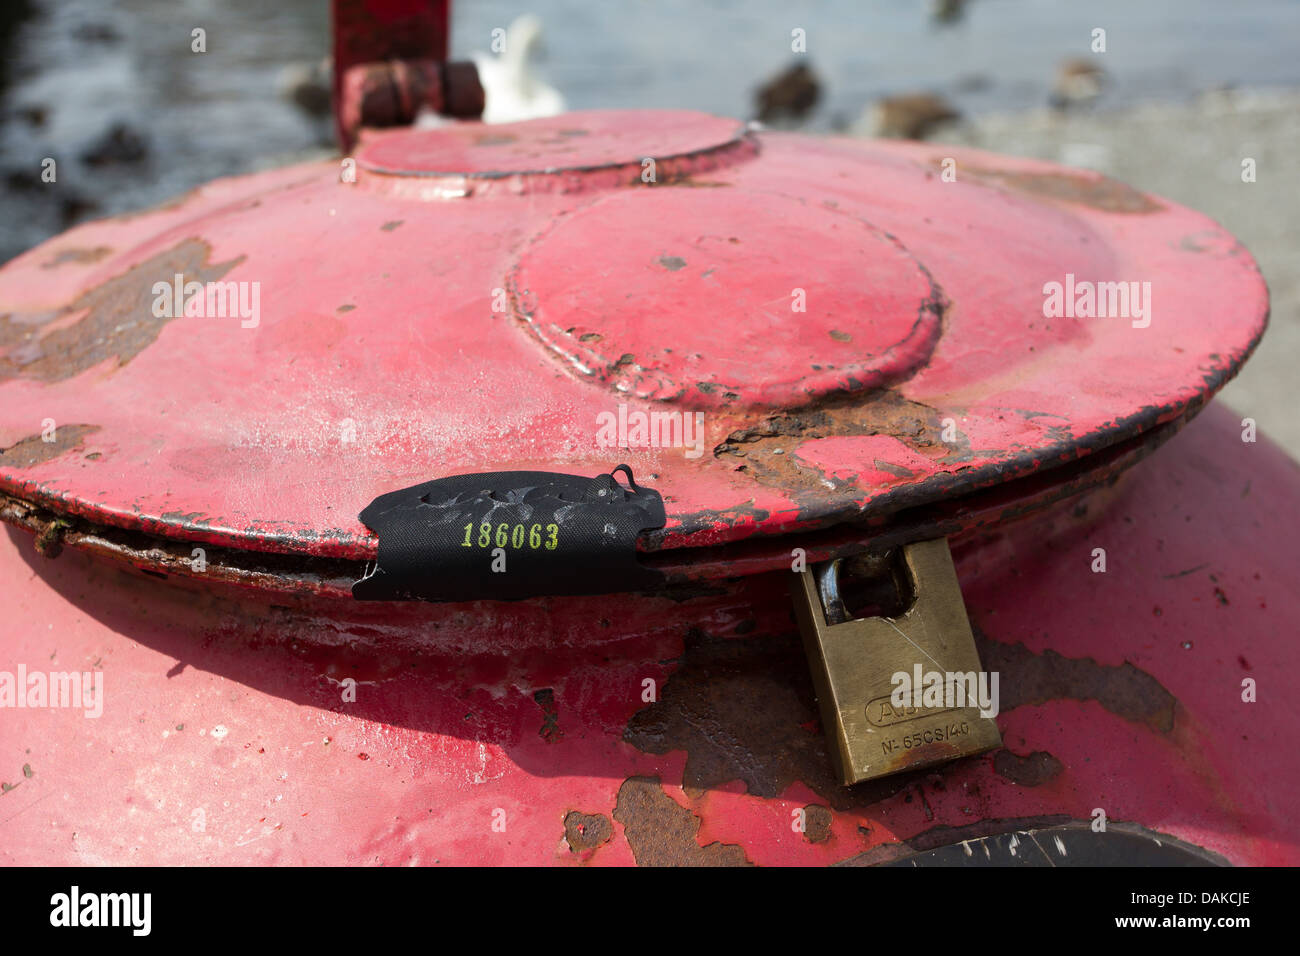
[[0, 238, 242, 384], [533, 688, 564, 744], [953, 162, 1163, 214], [34, 516, 72, 558], [974, 625, 1177, 733], [622, 620, 1176, 816], [624, 627, 915, 809], [874, 458, 915, 479], [714, 389, 969, 498], [679, 385, 1197, 549], [803, 804, 833, 843], [993, 749, 1064, 787], [40, 246, 113, 269], [0, 424, 99, 469], [719, 389, 956, 456], [0, 489, 361, 596], [660, 177, 732, 189], [613, 776, 752, 867], [1178, 231, 1244, 257], [563, 810, 613, 854]]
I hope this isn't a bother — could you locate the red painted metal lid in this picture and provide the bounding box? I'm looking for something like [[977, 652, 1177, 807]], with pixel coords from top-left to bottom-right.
[[0, 110, 1267, 590]]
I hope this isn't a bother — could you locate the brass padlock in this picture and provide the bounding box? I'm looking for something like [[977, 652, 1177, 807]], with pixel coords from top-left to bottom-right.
[[791, 538, 1002, 786]]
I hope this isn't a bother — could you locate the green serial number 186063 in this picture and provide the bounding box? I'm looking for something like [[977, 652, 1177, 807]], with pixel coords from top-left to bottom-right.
[[461, 522, 559, 551]]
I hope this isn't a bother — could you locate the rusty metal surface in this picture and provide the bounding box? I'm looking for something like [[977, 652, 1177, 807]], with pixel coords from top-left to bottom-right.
[[1, 403, 1296, 865], [614, 777, 753, 866], [337, 59, 484, 149], [332, 0, 450, 149], [0, 111, 1269, 585], [0, 239, 241, 384]]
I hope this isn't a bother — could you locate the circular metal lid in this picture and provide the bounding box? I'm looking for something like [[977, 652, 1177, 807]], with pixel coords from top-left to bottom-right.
[[0, 109, 1268, 580]]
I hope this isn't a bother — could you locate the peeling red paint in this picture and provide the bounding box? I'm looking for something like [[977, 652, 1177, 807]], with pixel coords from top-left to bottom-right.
[[613, 777, 753, 867]]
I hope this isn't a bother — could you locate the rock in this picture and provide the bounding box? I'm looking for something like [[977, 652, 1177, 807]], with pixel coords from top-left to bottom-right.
[[930, 0, 968, 25], [80, 122, 148, 166], [755, 62, 821, 125], [4, 168, 41, 193], [59, 193, 101, 228], [16, 103, 47, 127], [869, 93, 961, 140], [72, 22, 121, 44], [279, 59, 332, 119], [1051, 58, 1106, 109]]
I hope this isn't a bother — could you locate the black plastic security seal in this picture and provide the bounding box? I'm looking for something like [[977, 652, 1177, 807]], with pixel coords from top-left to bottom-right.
[[352, 465, 667, 602]]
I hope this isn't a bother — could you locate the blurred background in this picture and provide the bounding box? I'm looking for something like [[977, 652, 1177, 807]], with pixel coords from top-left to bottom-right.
[[1, 0, 1296, 447]]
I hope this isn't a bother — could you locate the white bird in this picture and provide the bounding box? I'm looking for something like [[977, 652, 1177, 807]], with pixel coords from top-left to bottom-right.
[[471, 15, 565, 124]]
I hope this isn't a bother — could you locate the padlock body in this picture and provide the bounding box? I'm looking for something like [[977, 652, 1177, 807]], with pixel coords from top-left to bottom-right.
[[794, 539, 1003, 786]]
